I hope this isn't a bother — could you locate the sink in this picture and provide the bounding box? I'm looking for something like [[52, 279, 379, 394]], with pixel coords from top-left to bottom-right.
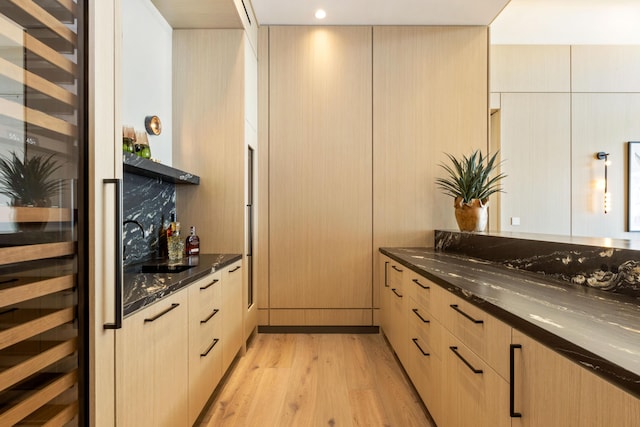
[[140, 263, 194, 274]]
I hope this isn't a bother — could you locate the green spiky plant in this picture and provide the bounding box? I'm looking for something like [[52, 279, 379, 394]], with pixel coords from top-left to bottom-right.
[[435, 150, 506, 205], [0, 152, 64, 207]]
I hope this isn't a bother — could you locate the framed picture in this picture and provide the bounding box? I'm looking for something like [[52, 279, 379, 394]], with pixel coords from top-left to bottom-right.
[[629, 141, 640, 231]]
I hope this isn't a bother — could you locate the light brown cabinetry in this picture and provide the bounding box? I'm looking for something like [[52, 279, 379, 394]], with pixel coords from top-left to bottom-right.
[[116, 289, 189, 427], [188, 272, 223, 425], [383, 258, 408, 366], [380, 253, 640, 427], [267, 26, 373, 324], [511, 330, 640, 427], [222, 261, 243, 371]]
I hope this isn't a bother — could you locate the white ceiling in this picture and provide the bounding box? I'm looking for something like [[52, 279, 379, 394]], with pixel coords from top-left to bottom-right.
[[250, 0, 511, 26], [250, 0, 640, 45]]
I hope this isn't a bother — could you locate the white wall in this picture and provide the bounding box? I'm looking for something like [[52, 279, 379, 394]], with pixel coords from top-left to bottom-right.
[[121, 0, 173, 165]]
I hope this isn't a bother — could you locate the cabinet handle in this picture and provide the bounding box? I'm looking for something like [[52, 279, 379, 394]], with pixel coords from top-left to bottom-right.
[[384, 261, 389, 288], [449, 346, 483, 374], [412, 308, 430, 323], [229, 265, 241, 273], [510, 344, 523, 418], [200, 279, 219, 290], [144, 303, 180, 323], [412, 278, 430, 289], [412, 338, 430, 356], [201, 338, 220, 358], [104, 178, 123, 330], [391, 288, 403, 298], [450, 304, 484, 324], [201, 309, 220, 324], [391, 265, 403, 272]]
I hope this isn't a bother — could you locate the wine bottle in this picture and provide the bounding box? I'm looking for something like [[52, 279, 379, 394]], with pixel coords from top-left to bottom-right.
[[185, 226, 200, 256]]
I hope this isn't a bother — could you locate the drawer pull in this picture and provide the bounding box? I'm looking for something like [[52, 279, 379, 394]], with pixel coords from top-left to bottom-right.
[[412, 308, 430, 323], [384, 261, 389, 288], [449, 346, 483, 374], [391, 265, 403, 272], [391, 288, 403, 298], [450, 304, 484, 324], [201, 338, 220, 358], [201, 309, 220, 324], [144, 303, 180, 323], [229, 266, 241, 273], [412, 278, 430, 289], [412, 338, 430, 356], [200, 279, 219, 290], [510, 344, 523, 418]]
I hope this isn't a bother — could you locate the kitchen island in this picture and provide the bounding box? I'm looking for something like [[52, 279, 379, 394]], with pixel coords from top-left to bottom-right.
[[381, 246, 640, 397]]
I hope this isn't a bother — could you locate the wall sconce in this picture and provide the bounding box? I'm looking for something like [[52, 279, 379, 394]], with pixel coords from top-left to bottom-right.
[[596, 152, 611, 214]]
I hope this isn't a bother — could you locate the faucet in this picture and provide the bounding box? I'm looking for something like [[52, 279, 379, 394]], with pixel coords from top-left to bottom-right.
[[123, 219, 145, 261]]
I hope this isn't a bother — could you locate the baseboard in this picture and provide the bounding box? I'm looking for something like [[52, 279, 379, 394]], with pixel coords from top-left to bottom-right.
[[257, 325, 380, 334]]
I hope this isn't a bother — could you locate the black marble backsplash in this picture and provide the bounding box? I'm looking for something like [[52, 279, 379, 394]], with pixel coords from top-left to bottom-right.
[[123, 172, 175, 266], [435, 230, 640, 300]]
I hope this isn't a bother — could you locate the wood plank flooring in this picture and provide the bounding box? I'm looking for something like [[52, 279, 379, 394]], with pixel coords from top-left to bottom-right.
[[199, 333, 435, 427]]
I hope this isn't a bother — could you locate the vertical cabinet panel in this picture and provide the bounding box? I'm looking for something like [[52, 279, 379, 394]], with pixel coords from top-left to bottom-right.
[[512, 329, 640, 427], [499, 93, 571, 235], [222, 261, 243, 370], [173, 30, 245, 255], [372, 26, 488, 304], [268, 26, 373, 313]]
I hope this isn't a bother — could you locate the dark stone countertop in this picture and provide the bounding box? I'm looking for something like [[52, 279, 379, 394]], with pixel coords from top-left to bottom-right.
[[380, 247, 640, 398], [123, 253, 242, 317]]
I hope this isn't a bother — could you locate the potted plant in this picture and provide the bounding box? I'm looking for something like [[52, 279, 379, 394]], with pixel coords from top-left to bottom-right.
[[435, 149, 505, 232], [0, 152, 65, 231]]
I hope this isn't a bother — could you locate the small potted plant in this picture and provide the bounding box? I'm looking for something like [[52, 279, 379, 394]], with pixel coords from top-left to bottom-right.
[[0, 152, 65, 230], [435, 149, 505, 232]]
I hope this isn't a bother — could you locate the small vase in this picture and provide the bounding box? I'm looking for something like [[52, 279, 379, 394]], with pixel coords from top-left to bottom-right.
[[454, 197, 488, 232]]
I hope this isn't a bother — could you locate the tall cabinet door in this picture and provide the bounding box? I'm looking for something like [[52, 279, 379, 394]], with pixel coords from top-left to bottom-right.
[[0, 1, 87, 425], [372, 26, 488, 309], [268, 26, 373, 325]]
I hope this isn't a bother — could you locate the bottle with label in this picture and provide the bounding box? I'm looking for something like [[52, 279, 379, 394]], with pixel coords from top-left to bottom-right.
[[185, 226, 200, 256], [167, 214, 184, 261]]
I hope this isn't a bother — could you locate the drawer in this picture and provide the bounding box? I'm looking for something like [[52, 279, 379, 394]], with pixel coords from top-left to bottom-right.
[[408, 296, 442, 358], [443, 330, 511, 427], [194, 273, 222, 318], [407, 318, 443, 426], [197, 306, 221, 348], [387, 260, 404, 291], [442, 293, 512, 380], [404, 271, 438, 313]]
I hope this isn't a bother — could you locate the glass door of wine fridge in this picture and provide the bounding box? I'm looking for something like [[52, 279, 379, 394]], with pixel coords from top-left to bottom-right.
[[0, 0, 86, 425]]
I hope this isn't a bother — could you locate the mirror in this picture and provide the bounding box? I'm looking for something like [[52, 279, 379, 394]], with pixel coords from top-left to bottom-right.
[[489, 0, 640, 242]]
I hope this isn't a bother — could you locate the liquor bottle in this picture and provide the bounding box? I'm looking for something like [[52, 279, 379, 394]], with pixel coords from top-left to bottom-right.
[[185, 226, 200, 256]]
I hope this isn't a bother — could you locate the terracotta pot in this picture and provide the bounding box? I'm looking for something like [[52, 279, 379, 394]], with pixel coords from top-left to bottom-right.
[[454, 197, 488, 232]]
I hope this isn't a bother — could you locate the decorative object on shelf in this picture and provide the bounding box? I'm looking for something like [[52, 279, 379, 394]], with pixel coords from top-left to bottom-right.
[[144, 115, 162, 135], [436, 150, 505, 232], [596, 151, 611, 214], [122, 125, 136, 153], [134, 131, 152, 159]]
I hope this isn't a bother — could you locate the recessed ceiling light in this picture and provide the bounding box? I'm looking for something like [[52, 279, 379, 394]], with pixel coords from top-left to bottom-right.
[[315, 9, 326, 20]]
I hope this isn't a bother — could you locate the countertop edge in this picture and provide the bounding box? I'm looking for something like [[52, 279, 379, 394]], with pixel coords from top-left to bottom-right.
[[379, 247, 640, 399], [123, 253, 242, 317]]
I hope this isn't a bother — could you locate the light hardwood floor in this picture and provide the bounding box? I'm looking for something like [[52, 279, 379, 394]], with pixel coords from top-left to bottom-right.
[[199, 333, 435, 427]]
